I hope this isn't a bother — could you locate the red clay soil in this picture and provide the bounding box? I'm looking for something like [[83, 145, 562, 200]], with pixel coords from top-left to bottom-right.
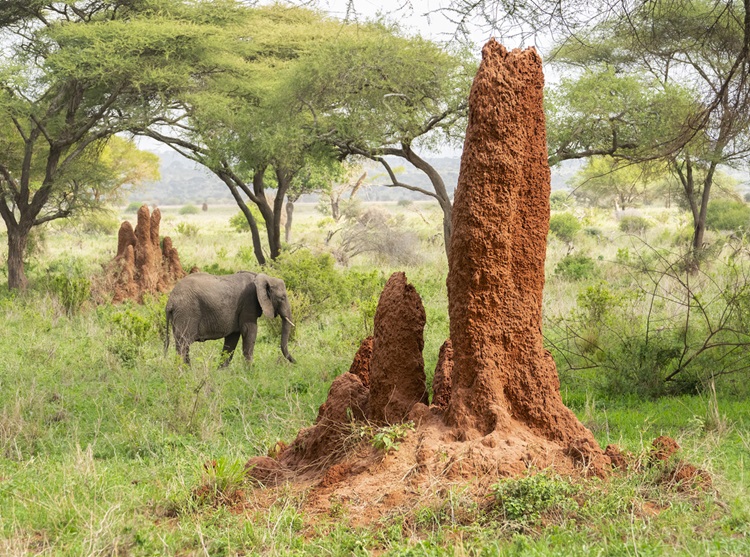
[[651, 435, 681, 462], [348, 336, 374, 387], [100, 205, 186, 303], [431, 339, 453, 411]]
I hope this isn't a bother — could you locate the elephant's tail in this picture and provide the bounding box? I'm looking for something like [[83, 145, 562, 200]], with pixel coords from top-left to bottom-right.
[[164, 305, 172, 356]]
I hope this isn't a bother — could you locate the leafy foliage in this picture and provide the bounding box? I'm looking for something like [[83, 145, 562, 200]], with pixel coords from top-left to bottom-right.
[[549, 213, 581, 242], [619, 215, 652, 234], [706, 200, 750, 232], [492, 474, 578, 525], [179, 205, 200, 216], [554, 253, 598, 281]]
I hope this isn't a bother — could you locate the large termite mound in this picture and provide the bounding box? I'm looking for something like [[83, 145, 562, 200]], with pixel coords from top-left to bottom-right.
[[101, 205, 186, 303], [445, 40, 606, 469], [244, 39, 612, 519]]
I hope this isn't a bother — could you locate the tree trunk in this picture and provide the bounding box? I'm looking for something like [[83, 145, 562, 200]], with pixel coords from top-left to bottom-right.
[[285, 200, 294, 243], [331, 195, 341, 222], [220, 172, 266, 265], [272, 168, 292, 256], [7, 225, 30, 291], [252, 168, 281, 260], [402, 146, 453, 256]]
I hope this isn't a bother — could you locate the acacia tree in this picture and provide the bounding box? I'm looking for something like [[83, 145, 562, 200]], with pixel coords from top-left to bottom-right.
[[141, 6, 353, 265], [0, 0, 240, 290], [542, 0, 750, 260], [570, 157, 666, 210], [287, 28, 475, 255]]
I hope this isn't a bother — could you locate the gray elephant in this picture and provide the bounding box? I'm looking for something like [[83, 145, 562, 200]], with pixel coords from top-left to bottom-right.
[[164, 271, 295, 366]]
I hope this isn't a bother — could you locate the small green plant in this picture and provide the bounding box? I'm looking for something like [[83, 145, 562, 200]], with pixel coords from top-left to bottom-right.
[[619, 215, 652, 234], [195, 457, 247, 505], [550, 190, 572, 211], [549, 212, 581, 242], [179, 204, 200, 215], [175, 222, 199, 237], [554, 253, 598, 281], [125, 201, 143, 213], [492, 473, 578, 525], [371, 422, 414, 453]]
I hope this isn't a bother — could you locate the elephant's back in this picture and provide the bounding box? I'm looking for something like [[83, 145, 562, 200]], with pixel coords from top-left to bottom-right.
[[168, 273, 250, 341]]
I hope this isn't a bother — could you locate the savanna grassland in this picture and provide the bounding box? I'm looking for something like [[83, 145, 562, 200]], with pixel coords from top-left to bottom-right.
[[1, 201, 750, 556]]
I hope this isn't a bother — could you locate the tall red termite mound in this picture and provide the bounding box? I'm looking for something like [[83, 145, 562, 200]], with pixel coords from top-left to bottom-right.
[[243, 40, 614, 520], [103, 205, 186, 303], [445, 40, 604, 464]]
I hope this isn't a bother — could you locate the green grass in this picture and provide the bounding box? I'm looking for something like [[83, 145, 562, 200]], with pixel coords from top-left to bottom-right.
[[0, 203, 749, 554]]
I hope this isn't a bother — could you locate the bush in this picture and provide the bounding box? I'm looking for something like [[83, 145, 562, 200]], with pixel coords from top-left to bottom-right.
[[229, 209, 265, 233], [269, 249, 385, 314], [618, 215, 651, 234], [175, 222, 199, 237], [492, 474, 578, 525], [125, 202, 143, 213], [550, 190, 572, 211], [549, 212, 581, 243], [179, 204, 200, 215], [554, 253, 598, 281], [336, 208, 421, 265], [706, 199, 750, 231], [44, 257, 91, 315]]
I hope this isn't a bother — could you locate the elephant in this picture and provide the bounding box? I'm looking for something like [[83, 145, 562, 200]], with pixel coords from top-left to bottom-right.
[[164, 271, 296, 366]]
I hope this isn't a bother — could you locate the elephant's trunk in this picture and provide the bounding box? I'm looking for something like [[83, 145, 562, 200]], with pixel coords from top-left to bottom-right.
[[280, 316, 295, 363]]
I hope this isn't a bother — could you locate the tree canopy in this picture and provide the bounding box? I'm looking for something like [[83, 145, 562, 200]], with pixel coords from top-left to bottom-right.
[[546, 0, 750, 258], [0, 0, 245, 289]]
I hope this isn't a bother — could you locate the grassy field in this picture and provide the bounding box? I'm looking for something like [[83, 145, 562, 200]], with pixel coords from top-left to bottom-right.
[[0, 201, 749, 555]]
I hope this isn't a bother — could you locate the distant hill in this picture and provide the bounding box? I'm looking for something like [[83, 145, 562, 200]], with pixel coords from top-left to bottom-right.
[[131, 149, 580, 205]]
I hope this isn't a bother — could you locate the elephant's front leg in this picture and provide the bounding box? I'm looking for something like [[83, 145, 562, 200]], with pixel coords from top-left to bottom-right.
[[220, 332, 241, 368], [241, 321, 258, 364]]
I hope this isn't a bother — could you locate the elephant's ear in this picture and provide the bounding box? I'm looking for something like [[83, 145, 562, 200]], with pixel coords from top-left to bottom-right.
[[255, 274, 275, 319]]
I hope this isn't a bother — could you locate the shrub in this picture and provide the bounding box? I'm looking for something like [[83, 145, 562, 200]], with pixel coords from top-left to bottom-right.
[[492, 474, 578, 525], [270, 249, 385, 314], [550, 190, 572, 211], [229, 209, 265, 233], [619, 215, 651, 234], [336, 208, 421, 265], [175, 222, 199, 237], [549, 212, 581, 243], [125, 202, 142, 213], [179, 204, 200, 215], [706, 199, 750, 231], [554, 253, 598, 281], [45, 258, 91, 315]]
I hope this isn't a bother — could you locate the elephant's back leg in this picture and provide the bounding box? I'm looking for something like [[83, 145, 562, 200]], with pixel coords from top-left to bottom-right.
[[171, 310, 195, 365], [220, 332, 241, 367]]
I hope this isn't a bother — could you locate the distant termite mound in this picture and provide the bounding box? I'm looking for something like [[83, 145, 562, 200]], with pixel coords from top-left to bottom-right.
[[101, 205, 186, 303]]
